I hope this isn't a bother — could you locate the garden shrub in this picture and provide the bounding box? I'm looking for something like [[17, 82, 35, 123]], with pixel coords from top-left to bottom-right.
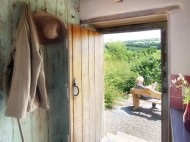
[[104, 41, 161, 109]]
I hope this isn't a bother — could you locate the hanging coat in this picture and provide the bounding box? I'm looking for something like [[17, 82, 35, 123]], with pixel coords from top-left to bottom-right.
[[3, 4, 49, 119]]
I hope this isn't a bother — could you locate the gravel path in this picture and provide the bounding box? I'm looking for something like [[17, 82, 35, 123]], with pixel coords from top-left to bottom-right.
[[104, 94, 161, 142]]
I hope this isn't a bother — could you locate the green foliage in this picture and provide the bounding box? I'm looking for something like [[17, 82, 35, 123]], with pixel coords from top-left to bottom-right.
[[183, 87, 190, 104], [123, 75, 137, 93], [104, 40, 161, 109], [105, 41, 128, 61], [131, 49, 161, 90], [126, 38, 161, 49], [104, 60, 137, 109], [104, 84, 118, 109]]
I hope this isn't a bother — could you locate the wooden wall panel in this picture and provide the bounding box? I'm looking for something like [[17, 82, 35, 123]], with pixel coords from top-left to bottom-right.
[[46, 42, 65, 142], [57, 0, 67, 25], [67, 0, 80, 25], [0, 0, 13, 142], [30, 2, 49, 142], [0, 0, 79, 142]]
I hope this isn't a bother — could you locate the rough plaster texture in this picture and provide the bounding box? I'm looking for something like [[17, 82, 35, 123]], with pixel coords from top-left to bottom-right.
[[168, 0, 190, 75], [80, 0, 180, 20]]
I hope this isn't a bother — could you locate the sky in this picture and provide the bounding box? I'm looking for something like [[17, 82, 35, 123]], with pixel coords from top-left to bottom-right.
[[104, 29, 161, 43]]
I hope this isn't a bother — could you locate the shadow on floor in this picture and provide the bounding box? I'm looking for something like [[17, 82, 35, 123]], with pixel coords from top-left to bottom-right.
[[121, 106, 161, 121]]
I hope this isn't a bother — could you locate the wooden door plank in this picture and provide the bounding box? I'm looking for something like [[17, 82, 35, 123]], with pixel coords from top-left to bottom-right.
[[88, 31, 96, 142], [94, 32, 101, 142], [72, 25, 83, 142], [69, 25, 74, 142], [99, 34, 104, 139], [94, 33, 101, 142], [81, 28, 90, 142]]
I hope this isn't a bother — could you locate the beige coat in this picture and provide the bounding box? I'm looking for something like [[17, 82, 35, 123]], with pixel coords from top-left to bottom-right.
[[3, 5, 49, 119]]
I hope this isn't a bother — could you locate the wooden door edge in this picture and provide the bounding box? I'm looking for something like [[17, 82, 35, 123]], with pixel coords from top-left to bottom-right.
[[68, 24, 74, 142]]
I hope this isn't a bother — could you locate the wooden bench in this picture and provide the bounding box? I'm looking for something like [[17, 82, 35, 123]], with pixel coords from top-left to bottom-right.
[[131, 88, 162, 110], [140, 98, 161, 105]]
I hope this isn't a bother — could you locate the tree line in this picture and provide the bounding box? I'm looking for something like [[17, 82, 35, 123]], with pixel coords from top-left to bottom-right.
[[104, 40, 161, 109]]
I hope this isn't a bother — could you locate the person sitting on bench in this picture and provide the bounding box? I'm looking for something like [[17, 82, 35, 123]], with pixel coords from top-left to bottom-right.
[[132, 76, 159, 110]]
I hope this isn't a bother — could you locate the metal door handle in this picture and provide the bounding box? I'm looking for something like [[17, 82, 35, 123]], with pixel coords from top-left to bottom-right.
[[73, 78, 79, 96]]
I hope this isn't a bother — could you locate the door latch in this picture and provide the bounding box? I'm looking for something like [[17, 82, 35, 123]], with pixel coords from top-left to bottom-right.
[[73, 78, 79, 97]]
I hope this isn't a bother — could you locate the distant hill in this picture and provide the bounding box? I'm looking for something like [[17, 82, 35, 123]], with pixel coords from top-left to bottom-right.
[[124, 38, 161, 49]]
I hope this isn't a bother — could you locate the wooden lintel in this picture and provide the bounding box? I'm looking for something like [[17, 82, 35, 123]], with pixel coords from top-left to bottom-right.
[[80, 24, 97, 32], [97, 21, 167, 34], [81, 5, 180, 24]]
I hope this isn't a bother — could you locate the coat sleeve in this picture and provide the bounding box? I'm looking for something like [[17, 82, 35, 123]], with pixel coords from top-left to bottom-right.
[[37, 51, 49, 109], [5, 8, 31, 119]]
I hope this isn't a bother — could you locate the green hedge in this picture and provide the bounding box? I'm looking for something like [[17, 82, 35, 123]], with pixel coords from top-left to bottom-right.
[[104, 41, 161, 109]]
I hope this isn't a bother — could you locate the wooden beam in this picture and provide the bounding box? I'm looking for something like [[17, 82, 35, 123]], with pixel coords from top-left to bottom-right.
[[80, 24, 97, 32], [89, 14, 167, 29], [114, 0, 123, 3], [81, 5, 180, 24], [97, 21, 167, 34]]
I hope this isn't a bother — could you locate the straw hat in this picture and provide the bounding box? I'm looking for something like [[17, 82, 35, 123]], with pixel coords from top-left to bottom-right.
[[33, 11, 67, 44]]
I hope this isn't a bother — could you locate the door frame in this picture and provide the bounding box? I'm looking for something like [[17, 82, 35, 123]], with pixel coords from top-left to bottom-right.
[[97, 21, 169, 142]]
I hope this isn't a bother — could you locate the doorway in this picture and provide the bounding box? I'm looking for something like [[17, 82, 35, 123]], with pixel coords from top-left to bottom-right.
[[68, 21, 168, 142], [103, 29, 162, 142], [98, 21, 169, 142]]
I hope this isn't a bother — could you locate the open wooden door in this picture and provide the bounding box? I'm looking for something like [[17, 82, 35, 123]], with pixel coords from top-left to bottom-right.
[[69, 25, 104, 142]]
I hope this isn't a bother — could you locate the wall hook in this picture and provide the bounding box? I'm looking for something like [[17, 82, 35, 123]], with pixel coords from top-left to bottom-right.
[[59, 12, 63, 16], [42, 8, 47, 13]]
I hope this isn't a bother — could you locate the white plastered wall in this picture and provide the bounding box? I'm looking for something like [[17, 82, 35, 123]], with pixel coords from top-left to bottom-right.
[[80, 0, 180, 20], [168, 0, 190, 75], [80, 0, 190, 76]]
